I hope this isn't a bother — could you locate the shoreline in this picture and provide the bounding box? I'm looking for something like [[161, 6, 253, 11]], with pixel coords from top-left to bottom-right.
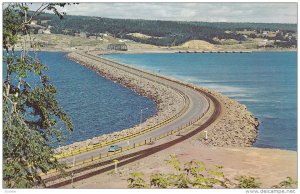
[[99, 48, 297, 55], [46, 50, 297, 189], [91, 50, 260, 147], [56, 51, 260, 153], [169, 78, 260, 147], [15, 46, 298, 54], [57, 52, 186, 152], [31, 47, 297, 54]]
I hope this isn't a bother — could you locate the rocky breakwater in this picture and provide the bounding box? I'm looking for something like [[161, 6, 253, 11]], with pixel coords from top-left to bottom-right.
[[58, 52, 185, 152], [197, 86, 259, 147]]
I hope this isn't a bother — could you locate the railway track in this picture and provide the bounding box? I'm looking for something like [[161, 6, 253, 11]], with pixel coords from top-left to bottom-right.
[[45, 86, 221, 188], [44, 51, 222, 188]]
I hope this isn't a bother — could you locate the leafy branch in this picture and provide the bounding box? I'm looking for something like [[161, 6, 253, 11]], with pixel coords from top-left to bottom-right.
[[3, 3, 75, 188]]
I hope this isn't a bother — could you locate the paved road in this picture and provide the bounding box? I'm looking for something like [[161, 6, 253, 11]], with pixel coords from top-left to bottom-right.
[[45, 74, 222, 188], [61, 52, 209, 165]]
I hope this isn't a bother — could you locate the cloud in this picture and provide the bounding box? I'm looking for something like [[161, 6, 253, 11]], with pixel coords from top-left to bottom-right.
[[28, 2, 297, 24]]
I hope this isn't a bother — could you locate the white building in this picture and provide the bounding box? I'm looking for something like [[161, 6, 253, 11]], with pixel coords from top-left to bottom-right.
[[43, 29, 51, 34], [30, 20, 37, 25]]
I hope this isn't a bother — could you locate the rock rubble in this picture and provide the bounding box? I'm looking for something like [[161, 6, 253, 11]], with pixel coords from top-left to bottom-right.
[[57, 52, 185, 152], [56, 52, 259, 152], [197, 86, 259, 147]]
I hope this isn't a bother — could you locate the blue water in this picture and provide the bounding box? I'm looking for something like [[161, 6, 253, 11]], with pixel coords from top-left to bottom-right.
[[3, 52, 157, 146], [104, 52, 297, 151]]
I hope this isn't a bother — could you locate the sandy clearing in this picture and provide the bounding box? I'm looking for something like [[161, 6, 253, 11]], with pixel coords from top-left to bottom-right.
[[63, 137, 297, 189]]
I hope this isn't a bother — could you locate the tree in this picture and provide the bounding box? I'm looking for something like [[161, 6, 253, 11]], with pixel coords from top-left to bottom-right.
[[3, 3, 74, 188]]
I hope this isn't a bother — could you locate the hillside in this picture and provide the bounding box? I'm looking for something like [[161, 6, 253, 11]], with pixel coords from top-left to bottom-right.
[[32, 12, 297, 48], [175, 40, 217, 50]]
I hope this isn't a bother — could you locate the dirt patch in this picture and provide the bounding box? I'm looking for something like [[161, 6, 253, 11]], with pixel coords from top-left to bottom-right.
[[175, 40, 217, 50], [62, 139, 297, 189]]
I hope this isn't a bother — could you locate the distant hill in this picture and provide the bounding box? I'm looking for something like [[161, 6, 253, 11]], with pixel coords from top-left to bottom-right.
[[174, 40, 217, 50], [189, 21, 297, 31], [33, 12, 297, 47]]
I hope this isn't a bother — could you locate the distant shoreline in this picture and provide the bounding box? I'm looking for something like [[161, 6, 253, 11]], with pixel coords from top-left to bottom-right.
[[15, 32, 297, 54], [98, 49, 297, 55], [28, 47, 297, 54]]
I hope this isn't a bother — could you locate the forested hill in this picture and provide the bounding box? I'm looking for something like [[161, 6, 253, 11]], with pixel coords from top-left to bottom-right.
[[34, 12, 297, 47], [189, 21, 297, 31]]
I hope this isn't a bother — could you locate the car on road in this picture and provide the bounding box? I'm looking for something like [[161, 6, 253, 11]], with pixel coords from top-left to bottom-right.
[[108, 145, 122, 152]]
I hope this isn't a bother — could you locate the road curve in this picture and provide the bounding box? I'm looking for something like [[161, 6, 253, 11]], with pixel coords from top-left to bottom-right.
[[45, 77, 222, 188], [43, 52, 225, 187], [58, 52, 210, 164]]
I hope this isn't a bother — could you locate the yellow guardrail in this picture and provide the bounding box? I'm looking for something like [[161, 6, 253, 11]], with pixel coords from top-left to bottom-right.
[[54, 52, 196, 160], [40, 105, 209, 178], [41, 93, 212, 177], [52, 52, 209, 160], [54, 83, 190, 160], [41, 52, 214, 178], [54, 96, 189, 159]]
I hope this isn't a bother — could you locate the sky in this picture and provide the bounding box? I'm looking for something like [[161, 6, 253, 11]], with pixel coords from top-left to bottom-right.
[[27, 2, 297, 24]]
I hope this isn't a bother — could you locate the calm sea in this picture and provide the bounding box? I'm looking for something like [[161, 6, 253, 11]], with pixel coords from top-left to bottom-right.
[[4, 52, 157, 146], [104, 52, 297, 151]]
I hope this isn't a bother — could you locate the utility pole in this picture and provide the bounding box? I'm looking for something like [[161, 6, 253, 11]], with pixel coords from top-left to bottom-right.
[[140, 107, 148, 134]]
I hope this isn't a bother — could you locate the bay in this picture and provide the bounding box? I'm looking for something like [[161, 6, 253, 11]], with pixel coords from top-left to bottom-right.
[[104, 52, 297, 151], [3, 51, 157, 146]]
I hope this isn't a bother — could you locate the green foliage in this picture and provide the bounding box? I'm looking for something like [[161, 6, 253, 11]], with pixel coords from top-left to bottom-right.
[[3, 3, 73, 188], [127, 155, 296, 189], [150, 173, 173, 188], [272, 177, 298, 189], [33, 11, 297, 47], [190, 21, 297, 32], [127, 155, 234, 189], [235, 176, 261, 188], [127, 172, 148, 188]]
